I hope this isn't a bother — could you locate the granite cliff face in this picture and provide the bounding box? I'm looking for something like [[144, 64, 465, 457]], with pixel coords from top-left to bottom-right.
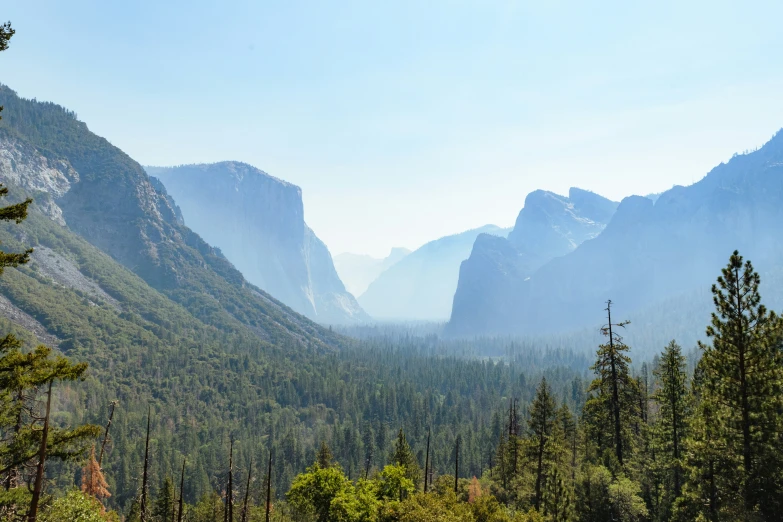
[[334, 248, 410, 296], [0, 132, 78, 226], [358, 225, 510, 320], [448, 130, 783, 337], [147, 162, 367, 324], [447, 188, 617, 336]]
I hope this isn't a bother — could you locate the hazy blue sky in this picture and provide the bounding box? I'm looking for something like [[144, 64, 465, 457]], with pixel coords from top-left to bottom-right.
[[4, 1, 783, 257]]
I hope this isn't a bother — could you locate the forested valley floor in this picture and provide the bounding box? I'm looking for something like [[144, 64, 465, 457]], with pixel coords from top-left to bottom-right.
[[2, 244, 782, 521]]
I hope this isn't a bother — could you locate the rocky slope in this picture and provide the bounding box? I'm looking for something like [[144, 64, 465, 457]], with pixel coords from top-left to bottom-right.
[[146, 162, 367, 324], [334, 248, 410, 296], [447, 130, 783, 336], [0, 84, 343, 347], [358, 225, 510, 320]]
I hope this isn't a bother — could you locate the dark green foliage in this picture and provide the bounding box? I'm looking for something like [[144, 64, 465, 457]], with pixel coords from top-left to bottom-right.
[[540, 466, 573, 522], [0, 182, 33, 276], [152, 476, 175, 522], [686, 251, 783, 519], [584, 304, 640, 470], [316, 442, 335, 469], [390, 429, 420, 486], [0, 334, 100, 518], [0, 21, 12, 53], [527, 378, 556, 510], [0, 22, 14, 123], [651, 340, 690, 518]]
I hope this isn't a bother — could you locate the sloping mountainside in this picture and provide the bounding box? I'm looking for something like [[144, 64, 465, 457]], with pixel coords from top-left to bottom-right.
[[447, 188, 617, 335], [0, 85, 337, 345], [146, 163, 367, 324], [334, 247, 410, 296], [448, 130, 783, 337], [359, 225, 510, 320]]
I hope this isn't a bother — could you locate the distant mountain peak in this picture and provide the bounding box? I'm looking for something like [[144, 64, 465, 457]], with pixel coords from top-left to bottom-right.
[[357, 225, 509, 320], [147, 163, 367, 324], [449, 128, 783, 338], [448, 187, 618, 336]]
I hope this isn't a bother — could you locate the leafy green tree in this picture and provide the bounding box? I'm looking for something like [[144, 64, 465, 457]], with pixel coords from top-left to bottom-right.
[[376, 465, 415, 502], [377, 490, 474, 522], [574, 465, 612, 522], [694, 251, 783, 518], [286, 464, 355, 522], [575, 465, 647, 522], [607, 476, 649, 522], [39, 489, 118, 522], [330, 478, 379, 522]]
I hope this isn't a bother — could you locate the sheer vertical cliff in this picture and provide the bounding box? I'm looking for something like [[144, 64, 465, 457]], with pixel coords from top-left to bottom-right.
[[147, 162, 368, 324]]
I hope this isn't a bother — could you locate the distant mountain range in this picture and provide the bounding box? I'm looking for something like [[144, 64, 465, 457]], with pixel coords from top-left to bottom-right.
[[447, 130, 783, 338], [334, 248, 411, 296], [147, 162, 367, 324], [358, 225, 510, 320]]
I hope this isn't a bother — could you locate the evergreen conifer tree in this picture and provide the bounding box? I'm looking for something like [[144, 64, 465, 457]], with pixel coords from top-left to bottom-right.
[[528, 378, 557, 510], [316, 441, 334, 469], [584, 301, 639, 469], [691, 251, 783, 518], [152, 476, 174, 522], [390, 428, 420, 485], [652, 340, 690, 516]]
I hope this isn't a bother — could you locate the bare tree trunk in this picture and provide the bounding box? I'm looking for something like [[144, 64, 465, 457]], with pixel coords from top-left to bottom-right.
[[5, 388, 24, 491], [141, 406, 151, 522], [240, 460, 252, 522], [424, 428, 430, 493], [265, 453, 272, 522], [98, 401, 117, 466], [607, 303, 624, 467], [27, 380, 53, 522], [177, 458, 186, 522], [454, 437, 459, 494], [513, 398, 519, 476], [226, 439, 234, 522]]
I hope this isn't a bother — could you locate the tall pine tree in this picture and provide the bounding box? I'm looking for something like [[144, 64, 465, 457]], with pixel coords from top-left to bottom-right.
[[584, 301, 640, 470], [390, 428, 420, 485], [692, 251, 783, 519], [528, 378, 557, 510], [653, 341, 690, 505]]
